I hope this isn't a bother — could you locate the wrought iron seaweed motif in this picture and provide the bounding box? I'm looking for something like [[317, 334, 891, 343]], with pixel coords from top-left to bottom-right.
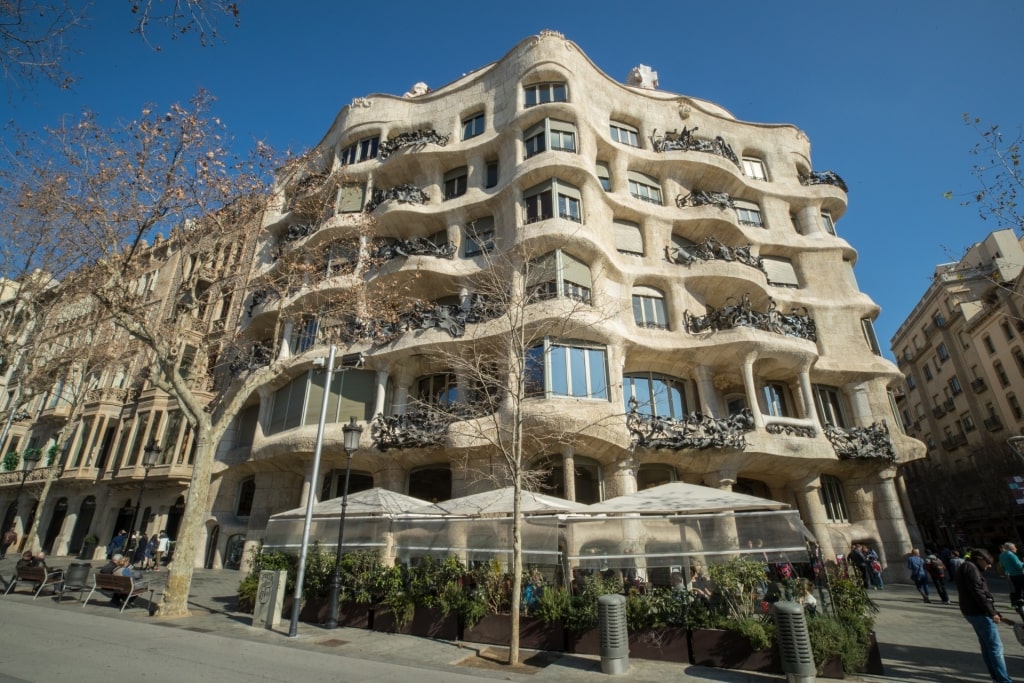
[[799, 170, 848, 193], [373, 236, 456, 261], [683, 294, 817, 341], [228, 342, 273, 376], [765, 423, 817, 438], [649, 127, 740, 167], [823, 422, 896, 462], [333, 297, 502, 345], [676, 190, 735, 210], [372, 403, 488, 451], [364, 185, 430, 213], [627, 404, 755, 451], [665, 236, 764, 273], [378, 129, 450, 160]]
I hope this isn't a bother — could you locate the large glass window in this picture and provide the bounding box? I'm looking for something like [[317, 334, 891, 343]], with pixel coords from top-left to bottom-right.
[[742, 157, 768, 181], [464, 216, 495, 257], [814, 385, 848, 428], [609, 121, 640, 147], [443, 166, 468, 200], [526, 250, 592, 304], [415, 373, 458, 406], [462, 112, 485, 140], [596, 161, 611, 191], [532, 455, 602, 503], [524, 119, 577, 158], [734, 201, 764, 228], [269, 369, 376, 435], [624, 373, 689, 419], [524, 82, 567, 107], [762, 382, 792, 417], [821, 212, 836, 236], [523, 179, 582, 224], [820, 475, 850, 523], [290, 316, 318, 354], [632, 287, 668, 329], [627, 171, 662, 205], [525, 340, 608, 400], [340, 136, 379, 165]]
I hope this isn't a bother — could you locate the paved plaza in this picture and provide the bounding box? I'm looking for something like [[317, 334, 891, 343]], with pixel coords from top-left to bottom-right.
[[1, 554, 1023, 682]]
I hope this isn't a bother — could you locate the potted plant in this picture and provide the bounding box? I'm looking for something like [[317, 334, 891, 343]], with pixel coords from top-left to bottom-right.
[[334, 550, 388, 629], [374, 555, 460, 639], [806, 567, 882, 676], [624, 587, 692, 663], [564, 572, 624, 654], [79, 534, 100, 560]]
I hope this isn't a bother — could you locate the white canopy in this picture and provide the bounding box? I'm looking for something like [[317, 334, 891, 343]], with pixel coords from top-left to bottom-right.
[[269, 487, 435, 520], [582, 482, 789, 515], [405, 486, 590, 517]]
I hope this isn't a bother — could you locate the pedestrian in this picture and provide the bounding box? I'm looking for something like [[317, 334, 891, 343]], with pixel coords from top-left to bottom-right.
[[0, 524, 17, 559], [106, 529, 127, 560], [950, 550, 966, 576], [866, 546, 884, 590], [154, 530, 169, 571], [999, 542, 1024, 611], [133, 533, 149, 568], [147, 534, 159, 569], [907, 548, 931, 602], [926, 554, 950, 604], [955, 548, 1014, 683], [850, 543, 871, 589]]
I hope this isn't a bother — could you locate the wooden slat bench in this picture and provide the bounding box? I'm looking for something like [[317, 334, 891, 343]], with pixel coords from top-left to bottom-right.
[[2, 565, 65, 599], [83, 572, 153, 613]]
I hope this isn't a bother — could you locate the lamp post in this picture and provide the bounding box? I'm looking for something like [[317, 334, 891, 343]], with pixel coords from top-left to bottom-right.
[[125, 442, 161, 559], [9, 447, 42, 534], [325, 416, 363, 629]]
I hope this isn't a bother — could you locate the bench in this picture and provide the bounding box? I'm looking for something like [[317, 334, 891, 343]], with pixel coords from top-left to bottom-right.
[[3, 565, 65, 599], [83, 572, 154, 613]]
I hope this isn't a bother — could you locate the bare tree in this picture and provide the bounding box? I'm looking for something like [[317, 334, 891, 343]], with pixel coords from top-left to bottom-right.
[[947, 115, 1024, 232]]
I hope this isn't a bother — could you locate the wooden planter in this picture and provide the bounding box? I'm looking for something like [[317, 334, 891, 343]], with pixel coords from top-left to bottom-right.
[[629, 626, 691, 663], [690, 628, 781, 674], [566, 627, 601, 655], [820, 655, 845, 679], [373, 606, 458, 640], [463, 614, 565, 652], [859, 631, 884, 675], [337, 602, 373, 629]]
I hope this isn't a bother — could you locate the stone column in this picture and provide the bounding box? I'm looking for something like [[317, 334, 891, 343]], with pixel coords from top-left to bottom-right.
[[849, 381, 872, 425], [704, 470, 739, 555], [740, 359, 764, 429], [797, 205, 824, 238], [562, 445, 576, 502], [796, 368, 815, 423], [608, 453, 638, 499], [374, 369, 389, 417], [299, 458, 317, 507], [695, 365, 718, 418], [870, 467, 914, 574], [279, 320, 294, 360], [895, 471, 924, 547], [794, 475, 836, 563]]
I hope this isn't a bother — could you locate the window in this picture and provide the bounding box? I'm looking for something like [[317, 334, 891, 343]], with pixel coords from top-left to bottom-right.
[[340, 136, 379, 165], [821, 211, 836, 235], [861, 318, 882, 356], [485, 160, 499, 188], [235, 478, 255, 517], [609, 121, 640, 147], [268, 369, 376, 435], [443, 166, 468, 200], [523, 119, 577, 158], [906, 374, 916, 390], [984, 335, 996, 354], [613, 220, 644, 256], [408, 465, 452, 503], [1014, 347, 1024, 376], [933, 312, 946, 328], [632, 286, 668, 329], [462, 112, 485, 140], [762, 256, 799, 288], [1002, 320, 1016, 341], [937, 343, 950, 362], [289, 317, 318, 354], [820, 475, 850, 523], [627, 171, 662, 205], [1010, 394, 1024, 420], [464, 216, 495, 257], [178, 344, 197, 379], [523, 179, 582, 224], [995, 361, 1010, 387], [814, 385, 848, 428], [923, 362, 933, 381], [762, 382, 792, 417], [526, 250, 592, 304], [734, 201, 764, 228], [961, 412, 976, 432], [624, 373, 690, 419], [321, 470, 373, 501], [415, 373, 458, 406], [524, 82, 567, 107], [532, 454, 601, 504], [742, 157, 768, 181], [596, 161, 611, 191], [949, 376, 962, 396], [525, 339, 608, 400]]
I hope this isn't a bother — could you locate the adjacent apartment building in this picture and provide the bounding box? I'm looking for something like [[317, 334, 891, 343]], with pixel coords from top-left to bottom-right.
[[891, 228, 1024, 549]]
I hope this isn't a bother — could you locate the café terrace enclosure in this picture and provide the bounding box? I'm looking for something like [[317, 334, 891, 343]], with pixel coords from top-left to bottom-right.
[[262, 483, 810, 577]]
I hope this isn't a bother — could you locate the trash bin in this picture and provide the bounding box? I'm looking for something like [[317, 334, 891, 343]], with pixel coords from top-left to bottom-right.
[[771, 600, 816, 683], [598, 593, 629, 675]]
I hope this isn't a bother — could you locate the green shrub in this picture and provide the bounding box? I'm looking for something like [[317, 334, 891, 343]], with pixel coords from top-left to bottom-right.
[[564, 572, 622, 635]]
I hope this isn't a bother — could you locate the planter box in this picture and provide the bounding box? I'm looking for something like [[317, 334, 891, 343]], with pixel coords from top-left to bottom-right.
[[821, 655, 845, 679], [567, 627, 601, 655], [690, 628, 781, 674], [629, 626, 690, 663], [337, 603, 373, 629], [859, 631, 884, 675], [373, 606, 458, 640], [463, 614, 565, 652]]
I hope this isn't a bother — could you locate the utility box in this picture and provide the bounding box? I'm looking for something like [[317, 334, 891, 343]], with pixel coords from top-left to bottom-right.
[[598, 593, 629, 675], [772, 600, 816, 683], [252, 570, 287, 629]]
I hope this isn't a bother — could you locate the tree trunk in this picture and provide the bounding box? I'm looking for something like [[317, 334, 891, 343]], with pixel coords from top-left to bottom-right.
[[508, 477, 523, 665], [156, 432, 213, 616]]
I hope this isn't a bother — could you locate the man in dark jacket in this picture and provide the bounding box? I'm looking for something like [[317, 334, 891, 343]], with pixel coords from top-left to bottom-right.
[[955, 548, 1013, 683]]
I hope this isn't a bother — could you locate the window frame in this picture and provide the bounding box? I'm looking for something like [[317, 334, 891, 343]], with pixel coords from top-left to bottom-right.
[[523, 82, 567, 107], [462, 112, 485, 140], [340, 135, 380, 165], [821, 211, 836, 235], [734, 200, 764, 228], [742, 157, 768, 181], [523, 179, 582, 224], [235, 477, 256, 517], [820, 475, 850, 523], [463, 216, 495, 257], [814, 385, 848, 428], [609, 121, 641, 148], [631, 286, 669, 330], [525, 339, 609, 401], [623, 372, 690, 420], [443, 166, 469, 200], [627, 171, 663, 205]]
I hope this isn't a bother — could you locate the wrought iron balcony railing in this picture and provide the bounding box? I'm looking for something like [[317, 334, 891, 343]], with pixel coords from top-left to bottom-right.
[[683, 294, 816, 341], [626, 403, 754, 451], [823, 422, 896, 462]]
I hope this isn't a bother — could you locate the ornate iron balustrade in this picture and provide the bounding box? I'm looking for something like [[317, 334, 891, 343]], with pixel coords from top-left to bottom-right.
[[683, 294, 817, 341], [373, 236, 456, 261], [676, 190, 734, 210], [330, 297, 503, 345], [665, 236, 764, 274], [799, 170, 848, 193], [649, 127, 739, 167], [228, 342, 273, 376], [823, 422, 896, 462], [626, 404, 754, 451], [282, 223, 320, 243], [378, 129, 450, 160], [247, 288, 281, 317], [765, 423, 817, 438], [365, 184, 430, 213], [0, 465, 63, 487], [372, 402, 488, 451]]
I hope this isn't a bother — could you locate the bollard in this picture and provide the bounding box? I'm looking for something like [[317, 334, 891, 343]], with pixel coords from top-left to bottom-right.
[[598, 593, 629, 675], [771, 600, 816, 683]]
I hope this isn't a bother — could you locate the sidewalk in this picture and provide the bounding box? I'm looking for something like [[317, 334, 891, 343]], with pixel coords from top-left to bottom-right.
[[2, 553, 1023, 682]]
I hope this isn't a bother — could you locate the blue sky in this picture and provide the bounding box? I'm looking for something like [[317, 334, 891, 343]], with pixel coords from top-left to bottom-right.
[[7, 1, 1024, 360]]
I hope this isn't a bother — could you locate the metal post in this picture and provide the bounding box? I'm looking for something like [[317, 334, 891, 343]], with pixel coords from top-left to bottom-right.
[[288, 345, 335, 638], [325, 417, 362, 629], [124, 443, 160, 560], [8, 448, 41, 535]]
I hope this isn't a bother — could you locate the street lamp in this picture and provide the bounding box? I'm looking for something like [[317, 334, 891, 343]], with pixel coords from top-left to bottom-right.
[[9, 448, 42, 533], [325, 416, 363, 629], [125, 441, 161, 558]]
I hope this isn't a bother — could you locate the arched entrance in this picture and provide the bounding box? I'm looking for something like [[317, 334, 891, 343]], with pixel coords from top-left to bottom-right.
[[111, 499, 134, 540], [224, 533, 246, 570], [204, 525, 220, 568], [68, 496, 97, 554], [43, 498, 68, 553], [165, 496, 185, 543]]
